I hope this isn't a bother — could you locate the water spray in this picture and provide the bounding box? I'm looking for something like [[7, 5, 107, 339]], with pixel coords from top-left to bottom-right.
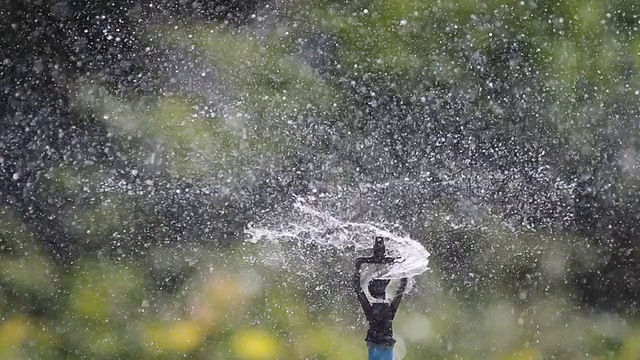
[[245, 196, 429, 358], [354, 236, 408, 360]]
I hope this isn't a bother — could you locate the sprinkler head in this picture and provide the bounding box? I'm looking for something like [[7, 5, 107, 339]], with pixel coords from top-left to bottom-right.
[[354, 236, 409, 348], [354, 237, 397, 294], [358, 236, 396, 266]]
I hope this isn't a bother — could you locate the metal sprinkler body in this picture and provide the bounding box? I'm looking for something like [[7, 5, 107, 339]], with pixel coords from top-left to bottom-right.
[[354, 237, 408, 360]]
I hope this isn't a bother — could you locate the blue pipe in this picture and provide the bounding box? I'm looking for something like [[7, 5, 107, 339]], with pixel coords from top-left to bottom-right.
[[367, 342, 393, 360]]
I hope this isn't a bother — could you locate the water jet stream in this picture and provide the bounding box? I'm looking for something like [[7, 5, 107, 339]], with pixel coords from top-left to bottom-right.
[[245, 196, 430, 280]]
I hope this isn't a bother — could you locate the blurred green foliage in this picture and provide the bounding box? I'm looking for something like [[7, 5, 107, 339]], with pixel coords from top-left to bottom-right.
[[5, 0, 640, 359], [3, 202, 640, 359]]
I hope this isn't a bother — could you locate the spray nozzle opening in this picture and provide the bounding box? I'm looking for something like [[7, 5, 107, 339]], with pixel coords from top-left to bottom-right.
[[368, 236, 395, 264], [373, 236, 386, 260]]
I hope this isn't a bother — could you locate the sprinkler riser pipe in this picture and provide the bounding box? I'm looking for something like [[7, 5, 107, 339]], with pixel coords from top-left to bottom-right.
[[367, 343, 393, 360]]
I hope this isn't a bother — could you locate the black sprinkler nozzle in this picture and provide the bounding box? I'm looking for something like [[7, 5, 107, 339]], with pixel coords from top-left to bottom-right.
[[354, 237, 408, 348], [372, 236, 387, 261], [357, 236, 395, 268]]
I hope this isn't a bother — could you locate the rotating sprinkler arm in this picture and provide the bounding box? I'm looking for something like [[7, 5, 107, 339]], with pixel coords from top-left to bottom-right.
[[354, 258, 372, 319], [389, 277, 408, 316]]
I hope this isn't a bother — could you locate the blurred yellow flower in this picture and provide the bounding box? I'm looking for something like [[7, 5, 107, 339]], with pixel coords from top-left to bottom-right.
[[232, 328, 280, 360], [144, 320, 206, 353], [0, 316, 31, 347]]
